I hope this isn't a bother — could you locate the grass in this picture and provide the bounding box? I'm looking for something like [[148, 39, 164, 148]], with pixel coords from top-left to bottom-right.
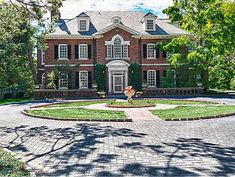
[[0, 98, 32, 105], [0, 148, 29, 177], [43, 100, 110, 108], [151, 99, 215, 105], [151, 105, 235, 120], [26, 108, 127, 120]]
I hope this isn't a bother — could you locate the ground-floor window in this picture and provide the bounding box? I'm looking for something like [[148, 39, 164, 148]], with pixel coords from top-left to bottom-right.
[[147, 70, 156, 87], [41, 73, 45, 86], [79, 71, 88, 89], [59, 73, 68, 89]]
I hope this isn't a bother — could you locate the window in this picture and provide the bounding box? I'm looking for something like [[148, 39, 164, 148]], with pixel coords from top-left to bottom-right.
[[147, 70, 156, 87], [41, 73, 45, 85], [146, 20, 154, 31], [79, 20, 87, 31], [59, 73, 68, 89], [147, 44, 156, 58], [41, 51, 45, 65], [79, 44, 88, 59], [113, 38, 122, 58], [107, 44, 112, 58], [79, 71, 88, 89], [59, 44, 67, 59], [123, 44, 128, 58]]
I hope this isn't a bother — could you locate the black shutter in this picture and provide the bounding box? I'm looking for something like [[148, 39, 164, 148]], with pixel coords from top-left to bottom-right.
[[156, 70, 160, 87], [156, 48, 160, 58], [163, 51, 167, 58], [143, 44, 147, 58], [144, 71, 147, 81], [88, 45, 92, 59], [54, 45, 58, 59], [67, 45, 71, 59], [88, 71, 92, 89], [75, 45, 79, 59], [75, 72, 79, 89]]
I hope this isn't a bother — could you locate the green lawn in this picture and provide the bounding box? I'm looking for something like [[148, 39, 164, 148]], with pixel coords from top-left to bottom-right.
[[108, 100, 155, 107], [26, 108, 127, 120], [0, 148, 29, 177], [43, 100, 111, 108], [151, 105, 235, 120], [151, 99, 215, 105], [0, 98, 31, 105]]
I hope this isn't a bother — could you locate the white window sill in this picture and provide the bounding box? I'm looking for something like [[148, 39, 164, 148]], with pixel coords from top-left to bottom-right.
[[105, 57, 130, 60], [148, 86, 156, 88], [79, 87, 89, 89], [146, 57, 156, 60], [59, 87, 68, 90], [78, 58, 89, 60], [58, 58, 69, 61]]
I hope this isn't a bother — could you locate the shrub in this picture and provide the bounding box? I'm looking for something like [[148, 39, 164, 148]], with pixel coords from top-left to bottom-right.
[[4, 93, 13, 99], [16, 91, 25, 98]]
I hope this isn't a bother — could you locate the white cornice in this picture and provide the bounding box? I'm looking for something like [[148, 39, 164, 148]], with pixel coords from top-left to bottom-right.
[[141, 64, 170, 66], [45, 35, 93, 39]]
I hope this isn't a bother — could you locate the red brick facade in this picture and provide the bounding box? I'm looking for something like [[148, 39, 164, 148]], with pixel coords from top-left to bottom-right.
[[37, 27, 171, 93]]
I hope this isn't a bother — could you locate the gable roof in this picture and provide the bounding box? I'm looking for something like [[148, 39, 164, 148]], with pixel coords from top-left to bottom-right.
[[47, 11, 188, 38]]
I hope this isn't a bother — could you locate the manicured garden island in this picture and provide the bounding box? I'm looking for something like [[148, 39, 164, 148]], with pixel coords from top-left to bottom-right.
[[23, 99, 235, 121]]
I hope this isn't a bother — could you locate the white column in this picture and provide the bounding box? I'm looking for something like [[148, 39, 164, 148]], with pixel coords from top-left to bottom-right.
[[108, 70, 112, 93], [125, 70, 128, 87]]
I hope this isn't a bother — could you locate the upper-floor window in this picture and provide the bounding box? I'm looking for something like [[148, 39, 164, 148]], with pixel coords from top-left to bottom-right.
[[79, 44, 88, 59], [79, 71, 88, 89], [146, 20, 154, 31], [147, 70, 156, 87], [147, 44, 156, 58], [114, 38, 122, 58], [79, 19, 88, 31], [59, 73, 68, 89], [59, 44, 67, 59], [41, 51, 45, 65], [105, 34, 130, 59]]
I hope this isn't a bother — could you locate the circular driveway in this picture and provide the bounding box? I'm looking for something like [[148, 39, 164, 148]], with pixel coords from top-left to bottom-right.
[[0, 97, 235, 176]]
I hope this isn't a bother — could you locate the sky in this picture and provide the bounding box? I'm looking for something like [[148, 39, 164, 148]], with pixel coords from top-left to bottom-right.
[[60, 0, 173, 19]]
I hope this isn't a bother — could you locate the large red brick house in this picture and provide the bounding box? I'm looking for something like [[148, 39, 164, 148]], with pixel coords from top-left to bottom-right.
[[37, 11, 189, 95]]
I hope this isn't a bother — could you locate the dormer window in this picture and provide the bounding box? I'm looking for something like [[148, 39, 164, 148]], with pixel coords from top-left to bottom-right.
[[146, 20, 154, 31], [79, 19, 88, 31], [77, 12, 90, 32], [142, 12, 157, 31]]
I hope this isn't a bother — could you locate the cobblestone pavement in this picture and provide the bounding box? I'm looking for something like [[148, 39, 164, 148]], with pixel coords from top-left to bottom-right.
[[0, 98, 235, 176]]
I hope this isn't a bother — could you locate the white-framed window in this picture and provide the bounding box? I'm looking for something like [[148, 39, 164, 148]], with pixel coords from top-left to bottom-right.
[[107, 44, 112, 58], [59, 44, 67, 59], [79, 44, 88, 59], [113, 38, 122, 58], [123, 44, 128, 58], [146, 19, 154, 31], [147, 44, 156, 58], [59, 73, 68, 89], [79, 71, 88, 89], [147, 70, 156, 87], [41, 73, 45, 85], [41, 51, 45, 65], [79, 19, 87, 31]]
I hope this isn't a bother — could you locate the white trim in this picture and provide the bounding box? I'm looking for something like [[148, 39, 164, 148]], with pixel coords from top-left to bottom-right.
[[59, 73, 68, 89], [38, 68, 45, 70], [78, 18, 89, 31], [147, 70, 156, 87], [41, 51, 45, 65], [106, 44, 112, 58], [41, 73, 45, 85], [45, 64, 95, 67], [147, 43, 156, 59], [79, 70, 88, 89], [79, 44, 88, 60], [58, 44, 68, 60], [145, 18, 156, 31]]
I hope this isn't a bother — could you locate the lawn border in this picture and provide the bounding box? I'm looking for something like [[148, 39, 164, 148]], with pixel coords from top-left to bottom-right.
[[106, 104, 156, 108], [22, 109, 132, 122], [163, 112, 235, 121], [0, 147, 36, 177]]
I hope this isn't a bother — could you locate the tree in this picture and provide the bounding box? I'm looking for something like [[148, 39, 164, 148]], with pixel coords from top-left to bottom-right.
[[0, 0, 64, 94], [163, 0, 235, 90]]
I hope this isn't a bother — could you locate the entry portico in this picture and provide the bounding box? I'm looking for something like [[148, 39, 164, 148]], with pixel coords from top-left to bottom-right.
[[106, 60, 129, 94]]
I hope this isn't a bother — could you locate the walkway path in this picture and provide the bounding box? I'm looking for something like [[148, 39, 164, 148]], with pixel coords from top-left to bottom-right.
[[0, 97, 235, 176]]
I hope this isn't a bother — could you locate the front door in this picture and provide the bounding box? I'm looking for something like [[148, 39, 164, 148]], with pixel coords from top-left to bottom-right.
[[113, 75, 123, 93]]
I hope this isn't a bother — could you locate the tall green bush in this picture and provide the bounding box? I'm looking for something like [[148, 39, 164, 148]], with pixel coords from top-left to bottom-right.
[[128, 62, 142, 91], [95, 64, 107, 91]]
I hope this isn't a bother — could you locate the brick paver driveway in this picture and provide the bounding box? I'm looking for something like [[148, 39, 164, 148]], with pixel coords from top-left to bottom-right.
[[0, 97, 235, 176]]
